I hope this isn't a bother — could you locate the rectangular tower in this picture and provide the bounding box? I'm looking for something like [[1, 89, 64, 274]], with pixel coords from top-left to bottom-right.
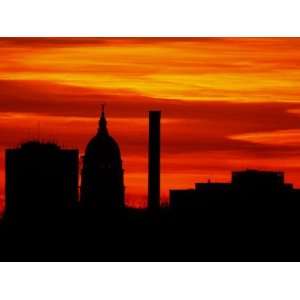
[[148, 111, 161, 210], [5, 141, 79, 219]]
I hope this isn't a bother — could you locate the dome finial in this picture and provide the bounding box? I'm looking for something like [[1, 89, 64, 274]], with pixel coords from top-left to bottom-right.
[[98, 103, 108, 135]]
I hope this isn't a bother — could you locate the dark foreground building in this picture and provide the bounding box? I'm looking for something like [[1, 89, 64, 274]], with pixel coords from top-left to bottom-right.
[[80, 107, 125, 210], [5, 141, 78, 220], [165, 169, 300, 260], [148, 111, 161, 211], [170, 169, 297, 210]]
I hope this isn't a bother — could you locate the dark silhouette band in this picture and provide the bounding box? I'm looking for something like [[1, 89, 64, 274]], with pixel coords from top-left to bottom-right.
[[1, 109, 299, 261]]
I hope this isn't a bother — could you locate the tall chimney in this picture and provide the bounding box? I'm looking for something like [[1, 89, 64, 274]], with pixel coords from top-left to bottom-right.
[[148, 111, 161, 211]]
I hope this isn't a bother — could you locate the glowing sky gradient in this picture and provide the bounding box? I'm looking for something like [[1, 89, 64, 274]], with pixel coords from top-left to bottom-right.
[[2, 37, 300, 211]]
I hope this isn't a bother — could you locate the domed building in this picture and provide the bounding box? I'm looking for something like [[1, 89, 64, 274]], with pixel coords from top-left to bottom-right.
[[80, 107, 125, 210]]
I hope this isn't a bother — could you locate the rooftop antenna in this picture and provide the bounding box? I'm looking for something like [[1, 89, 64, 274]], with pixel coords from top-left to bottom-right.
[[98, 102, 108, 135], [101, 102, 106, 114]]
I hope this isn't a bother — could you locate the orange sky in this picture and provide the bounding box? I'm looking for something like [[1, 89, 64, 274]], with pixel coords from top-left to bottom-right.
[[2, 37, 300, 210]]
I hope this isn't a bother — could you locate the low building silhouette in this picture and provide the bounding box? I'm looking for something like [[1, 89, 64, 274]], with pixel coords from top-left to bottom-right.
[[195, 182, 231, 193], [170, 169, 297, 210], [231, 169, 293, 193], [5, 141, 79, 220]]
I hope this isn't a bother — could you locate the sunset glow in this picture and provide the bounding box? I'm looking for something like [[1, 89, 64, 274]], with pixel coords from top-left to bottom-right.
[[2, 37, 300, 211]]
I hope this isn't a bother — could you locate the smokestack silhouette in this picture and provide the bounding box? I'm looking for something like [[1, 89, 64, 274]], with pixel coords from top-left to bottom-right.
[[148, 111, 161, 210]]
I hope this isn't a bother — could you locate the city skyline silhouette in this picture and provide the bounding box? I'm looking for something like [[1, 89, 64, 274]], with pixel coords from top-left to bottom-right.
[[2, 38, 300, 260], [2, 107, 300, 261], [3, 38, 300, 212], [4, 108, 300, 214]]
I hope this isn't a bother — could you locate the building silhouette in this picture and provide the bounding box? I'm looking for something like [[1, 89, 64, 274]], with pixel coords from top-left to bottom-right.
[[148, 111, 161, 211], [170, 169, 297, 210], [3, 110, 300, 260], [231, 169, 293, 192], [80, 106, 125, 210], [5, 141, 78, 220]]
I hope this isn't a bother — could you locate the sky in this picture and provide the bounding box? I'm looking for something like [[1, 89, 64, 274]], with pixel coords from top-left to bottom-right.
[[2, 37, 300, 210]]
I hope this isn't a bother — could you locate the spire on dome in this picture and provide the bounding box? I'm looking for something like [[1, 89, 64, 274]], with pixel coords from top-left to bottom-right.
[[98, 104, 108, 135]]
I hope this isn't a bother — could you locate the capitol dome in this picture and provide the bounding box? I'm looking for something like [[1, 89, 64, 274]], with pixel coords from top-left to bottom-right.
[[84, 123, 122, 167], [80, 107, 125, 210]]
